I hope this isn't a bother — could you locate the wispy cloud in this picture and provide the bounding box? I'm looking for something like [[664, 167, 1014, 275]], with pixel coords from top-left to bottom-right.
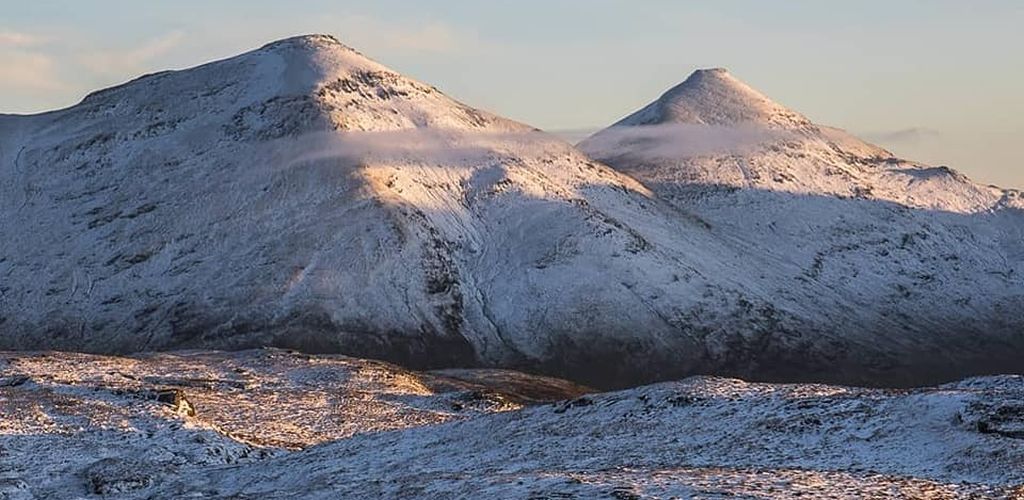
[[384, 22, 463, 53], [79, 31, 186, 75], [0, 31, 47, 48], [0, 30, 191, 111], [0, 49, 65, 92], [862, 127, 942, 145], [0, 30, 65, 96], [263, 129, 574, 170]]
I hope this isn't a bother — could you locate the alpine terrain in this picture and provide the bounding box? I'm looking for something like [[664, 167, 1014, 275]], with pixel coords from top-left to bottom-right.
[[1, 36, 1021, 390], [580, 68, 1024, 386], [2, 350, 1022, 498], [1, 34, 1024, 499]]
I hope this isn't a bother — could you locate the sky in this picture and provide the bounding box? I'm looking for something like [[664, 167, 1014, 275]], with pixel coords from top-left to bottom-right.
[[1, 1, 1021, 187]]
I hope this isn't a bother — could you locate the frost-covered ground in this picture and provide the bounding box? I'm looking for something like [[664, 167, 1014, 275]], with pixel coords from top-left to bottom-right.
[[1, 350, 1022, 498], [0, 349, 587, 498]]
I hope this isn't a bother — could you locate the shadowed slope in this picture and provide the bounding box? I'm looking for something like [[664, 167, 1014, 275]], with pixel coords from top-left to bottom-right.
[[582, 68, 1024, 387]]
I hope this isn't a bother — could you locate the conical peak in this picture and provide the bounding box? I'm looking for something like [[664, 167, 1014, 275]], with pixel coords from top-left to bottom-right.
[[673, 67, 759, 98], [254, 34, 387, 74], [259, 34, 348, 51], [614, 68, 810, 128], [256, 34, 367, 62], [686, 67, 733, 80]]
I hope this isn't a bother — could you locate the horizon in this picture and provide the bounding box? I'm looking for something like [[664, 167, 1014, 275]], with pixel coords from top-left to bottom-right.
[[2, 1, 1021, 189]]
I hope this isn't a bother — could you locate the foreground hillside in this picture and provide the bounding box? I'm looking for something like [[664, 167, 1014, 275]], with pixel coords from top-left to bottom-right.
[[1, 350, 1022, 498], [0, 349, 587, 497]]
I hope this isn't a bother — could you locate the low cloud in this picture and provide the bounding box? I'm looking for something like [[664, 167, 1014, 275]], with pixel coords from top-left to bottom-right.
[[261, 128, 575, 170], [547, 128, 602, 144], [578, 124, 792, 161]]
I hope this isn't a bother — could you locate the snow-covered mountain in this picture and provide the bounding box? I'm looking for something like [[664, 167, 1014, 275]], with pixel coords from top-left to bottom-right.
[[581, 68, 1024, 383], [582, 67, 1024, 211], [1, 36, 1021, 388], [0, 35, 811, 388]]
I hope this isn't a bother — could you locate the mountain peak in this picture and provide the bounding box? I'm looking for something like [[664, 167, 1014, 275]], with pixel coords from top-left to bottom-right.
[[71, 33, 525, 134], [76, 34, 377, 109], [613, 68, 810, 128], [689, 67, 732, 77], [254, 34, 370, 63], [253, 33, 388, 78], [258, 34, 347, 50]]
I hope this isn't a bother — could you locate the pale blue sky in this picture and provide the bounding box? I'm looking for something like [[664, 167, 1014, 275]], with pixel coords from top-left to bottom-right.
[[1, 1, 1021, 187]]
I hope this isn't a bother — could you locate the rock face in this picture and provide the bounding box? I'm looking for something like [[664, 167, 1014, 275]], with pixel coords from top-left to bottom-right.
[[1, 36, 1022, 388], [580, 68, 1024, 386]]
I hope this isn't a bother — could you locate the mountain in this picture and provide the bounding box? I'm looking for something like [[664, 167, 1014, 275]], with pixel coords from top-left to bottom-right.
[[2, 37, 1021, 388], [608, 68, 812, 129], [581, 68, 1024, 383], [1, 35, 818, 388], [584, 68, 1023, 211]]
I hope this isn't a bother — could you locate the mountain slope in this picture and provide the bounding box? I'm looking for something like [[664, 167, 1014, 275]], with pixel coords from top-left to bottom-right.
[[581, 68, 1024, 384], [2, 36, 826, 388], [3, 38, 1022, 388], [588, 68, 1022, 212]]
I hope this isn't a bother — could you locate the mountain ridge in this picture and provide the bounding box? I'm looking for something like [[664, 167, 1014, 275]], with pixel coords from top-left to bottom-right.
[[582, 68, 1024, 385], [1, 35, 1022, 389], [1, 35, 795, 388]]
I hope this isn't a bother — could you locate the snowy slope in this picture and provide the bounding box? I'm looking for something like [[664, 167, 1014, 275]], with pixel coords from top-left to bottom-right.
[[152, 375, 1024, 499], [1, 35, 822, 388], [0, 349, 586, 497], [583, 68, 1023, 212], [2, 37, 1022, 388], [3, 351, 1021, 499], [581, 68, 1024, 384]]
